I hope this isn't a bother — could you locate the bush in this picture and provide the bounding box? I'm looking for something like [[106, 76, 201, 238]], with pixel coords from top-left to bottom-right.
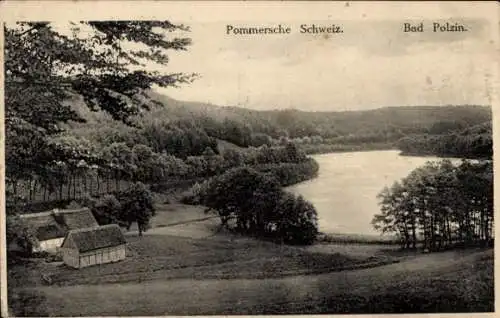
[[93, 194, 122, 226], [6, 215, 39, 257], [198, 167, 318, 244], [180, 181, 207, 205], [271, 193, 318, 245], [255, 158, 319, 186]]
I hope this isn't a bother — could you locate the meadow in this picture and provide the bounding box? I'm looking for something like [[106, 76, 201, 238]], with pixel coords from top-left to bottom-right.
[[8, 203, 494, 316]]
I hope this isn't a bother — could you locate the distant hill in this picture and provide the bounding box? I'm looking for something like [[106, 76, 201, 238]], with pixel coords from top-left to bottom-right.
[[145, 91, 491, 139], [66, 90, 492, 158]]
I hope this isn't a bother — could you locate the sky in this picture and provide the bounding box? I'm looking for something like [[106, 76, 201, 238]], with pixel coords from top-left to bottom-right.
[[158, 18, 495, 111], [2, 1, 496, 112]]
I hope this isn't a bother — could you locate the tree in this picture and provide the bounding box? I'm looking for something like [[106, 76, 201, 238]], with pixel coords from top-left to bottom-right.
[[90, 194, 122, 226], [221, 119, 253, 147], [6, 215, 39, 256], [116, 182, 155, 236], [5, 21, 196, 196], [251, 133, 273, 147], [373, 182, 416, 249], [372, 159, 493, 251], [131, 144, 155, 182], [198, 167, 280, 231], [222, 148, 243, 167], [283, 142, 306, 163]]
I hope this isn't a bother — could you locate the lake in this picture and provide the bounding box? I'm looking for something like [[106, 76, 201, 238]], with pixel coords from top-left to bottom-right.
[[286, 150, 447, 236]]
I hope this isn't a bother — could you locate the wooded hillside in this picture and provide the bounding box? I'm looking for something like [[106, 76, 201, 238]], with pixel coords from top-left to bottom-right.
[[70, 90, 492, 155]]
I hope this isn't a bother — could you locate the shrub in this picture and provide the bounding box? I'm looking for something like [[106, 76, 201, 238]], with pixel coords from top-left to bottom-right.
[[199, 167, 318, 244], [180, 181, 207, 205], [273, 194, 319, 245], [6, 215, 39, 257], [94, 194, 122, 226]]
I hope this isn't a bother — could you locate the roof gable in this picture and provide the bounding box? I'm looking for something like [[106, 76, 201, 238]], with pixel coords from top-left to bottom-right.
[[20, 211, 62, 241], [65, 224, 126, 253], [56, 208, 99, 230], [20, 208, 98, 241]]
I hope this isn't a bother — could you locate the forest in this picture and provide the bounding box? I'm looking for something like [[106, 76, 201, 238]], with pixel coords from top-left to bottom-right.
[[7, 89, 492, 213], [372, 159, 493, 250], [5, 21, 324, 251], [398, 122, 492, 159]]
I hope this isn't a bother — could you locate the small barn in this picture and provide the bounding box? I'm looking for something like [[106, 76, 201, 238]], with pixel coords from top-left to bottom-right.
[[61, 224, 127, 269], [16, 208, 98, 253]]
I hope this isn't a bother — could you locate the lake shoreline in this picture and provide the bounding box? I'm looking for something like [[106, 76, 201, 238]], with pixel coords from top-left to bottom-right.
[[399, 151, 492, 160], [317, 232, 398, 245], [302, 145, 398, 156], [288, 150, 458, 237]]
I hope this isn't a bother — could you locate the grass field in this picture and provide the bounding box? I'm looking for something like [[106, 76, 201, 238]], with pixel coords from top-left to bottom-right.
[[7, 203, 495, 316], [9, 231, 396, 288], [9, 247, 493, 316]]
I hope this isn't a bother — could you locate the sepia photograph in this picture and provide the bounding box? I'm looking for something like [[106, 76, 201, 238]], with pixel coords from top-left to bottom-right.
[[0, 1, 497, 316]]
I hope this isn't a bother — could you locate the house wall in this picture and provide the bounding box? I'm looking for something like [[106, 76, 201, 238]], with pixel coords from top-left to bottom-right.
[[62, 248, 80, 269], [34, 238, 65, 253], [78, 245, 126, 268]]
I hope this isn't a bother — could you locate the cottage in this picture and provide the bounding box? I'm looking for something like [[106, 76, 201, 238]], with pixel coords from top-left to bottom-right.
[[61, 224, 127, 268], [16, 208, 98, 253]]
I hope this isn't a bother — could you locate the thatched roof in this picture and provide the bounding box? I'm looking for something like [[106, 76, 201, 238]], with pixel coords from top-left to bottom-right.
[[20, 208, 98, 241], [55, 208, 98, 230], [64, 224, 126, 253], [36, 224, 66, 241]]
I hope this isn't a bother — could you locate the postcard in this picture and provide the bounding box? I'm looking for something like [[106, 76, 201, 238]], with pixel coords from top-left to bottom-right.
[[0, 1, 497, 317]]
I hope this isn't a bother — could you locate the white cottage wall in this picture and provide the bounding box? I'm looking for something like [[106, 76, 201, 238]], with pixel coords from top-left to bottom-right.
[[34, 237, 64, 253]]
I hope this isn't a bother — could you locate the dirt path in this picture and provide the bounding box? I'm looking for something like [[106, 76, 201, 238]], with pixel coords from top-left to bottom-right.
[[26, 248, 490, 316]]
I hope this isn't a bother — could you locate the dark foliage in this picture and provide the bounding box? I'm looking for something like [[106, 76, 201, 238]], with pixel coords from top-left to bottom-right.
[[372, 159, 493, 251], [398, 122, 492, 159], [81, 183, 155, 236], [196, 167, 318, 244], [5, 20, 194, 200]]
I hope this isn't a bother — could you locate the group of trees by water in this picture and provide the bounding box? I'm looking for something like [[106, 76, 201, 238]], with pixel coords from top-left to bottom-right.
[[7, 140, 315, 207], [372, 159, 493, 251], [398, 122, 492, 159], [374, 118, 493, 250], [187, 167, 319, 245]]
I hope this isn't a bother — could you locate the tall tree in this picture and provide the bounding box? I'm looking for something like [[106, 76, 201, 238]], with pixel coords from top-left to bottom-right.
[[372, 159, 493, 251], [5, 21, 196, 193]]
